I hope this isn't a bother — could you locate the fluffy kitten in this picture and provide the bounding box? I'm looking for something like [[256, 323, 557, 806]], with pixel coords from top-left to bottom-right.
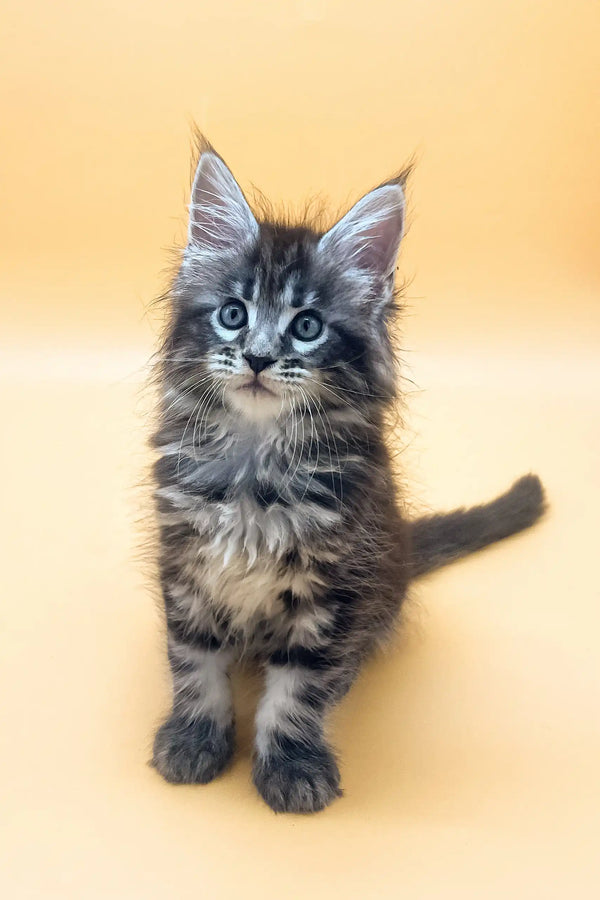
[[150, 140, 545, 813]]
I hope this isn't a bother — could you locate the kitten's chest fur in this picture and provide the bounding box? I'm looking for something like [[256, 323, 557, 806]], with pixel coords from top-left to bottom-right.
[[155, 418, 343, 630]]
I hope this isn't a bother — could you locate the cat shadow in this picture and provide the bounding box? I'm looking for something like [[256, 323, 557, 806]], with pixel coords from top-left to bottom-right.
[[230, 662, 263, 761], [220, 610, 437, 818]]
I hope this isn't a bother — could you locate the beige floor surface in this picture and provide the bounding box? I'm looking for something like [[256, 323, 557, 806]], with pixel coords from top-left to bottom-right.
[[2, 342, 599, 898]]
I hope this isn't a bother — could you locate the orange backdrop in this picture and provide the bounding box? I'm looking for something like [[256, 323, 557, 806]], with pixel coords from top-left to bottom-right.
[[2, 0, 598, 353]]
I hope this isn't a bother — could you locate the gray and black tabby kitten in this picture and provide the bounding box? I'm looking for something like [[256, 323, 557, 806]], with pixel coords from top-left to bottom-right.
[[150, 141, 545, 813]]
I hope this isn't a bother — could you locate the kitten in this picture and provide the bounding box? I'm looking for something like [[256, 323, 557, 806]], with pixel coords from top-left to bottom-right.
[[150, 140, 545, 813]]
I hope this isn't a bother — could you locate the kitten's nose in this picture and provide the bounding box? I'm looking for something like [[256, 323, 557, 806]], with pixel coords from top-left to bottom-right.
[[243, 354, 275, 375]]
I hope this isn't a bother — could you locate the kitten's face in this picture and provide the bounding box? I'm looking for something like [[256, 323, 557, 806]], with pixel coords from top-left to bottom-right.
[[167, 150, 406, 424], [203, 268, 334, 422]]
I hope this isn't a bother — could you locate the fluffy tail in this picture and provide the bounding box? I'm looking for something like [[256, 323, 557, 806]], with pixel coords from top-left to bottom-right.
[[409, 474, 546, 578]]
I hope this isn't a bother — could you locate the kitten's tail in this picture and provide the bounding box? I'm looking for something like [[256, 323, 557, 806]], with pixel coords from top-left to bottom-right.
[[409, 474, 546, 578]]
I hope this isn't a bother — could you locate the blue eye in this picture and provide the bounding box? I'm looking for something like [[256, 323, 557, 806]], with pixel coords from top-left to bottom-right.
[[291, 312, 323, 342], [219, 300, 248, 330]]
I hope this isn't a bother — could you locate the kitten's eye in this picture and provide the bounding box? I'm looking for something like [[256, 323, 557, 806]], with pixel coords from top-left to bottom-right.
[[219, 300, 248, 330], [291, 311, 323, 342]]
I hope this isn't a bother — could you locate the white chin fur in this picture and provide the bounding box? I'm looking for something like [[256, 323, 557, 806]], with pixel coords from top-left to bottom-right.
[[225, 386, 286, 422]]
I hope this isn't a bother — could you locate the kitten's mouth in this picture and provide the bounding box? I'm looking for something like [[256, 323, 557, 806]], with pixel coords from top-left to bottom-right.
[[236, 378, 277, 397]]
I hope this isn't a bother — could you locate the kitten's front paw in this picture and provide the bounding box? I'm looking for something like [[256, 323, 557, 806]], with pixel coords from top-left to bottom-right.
[[253, 738, 342, 813], [152, 714, 234, 785]]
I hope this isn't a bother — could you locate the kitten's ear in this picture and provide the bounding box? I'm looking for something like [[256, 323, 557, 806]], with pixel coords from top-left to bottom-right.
[[188, 151, 259, 253], [318, 181, 405, 280]]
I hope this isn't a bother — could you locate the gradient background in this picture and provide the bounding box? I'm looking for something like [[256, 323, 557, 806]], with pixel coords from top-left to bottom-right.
[[2, 1, 599, 897]]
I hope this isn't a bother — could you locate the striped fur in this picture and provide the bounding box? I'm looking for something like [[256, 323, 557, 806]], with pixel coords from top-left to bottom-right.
[[150, 142, 545, 813]]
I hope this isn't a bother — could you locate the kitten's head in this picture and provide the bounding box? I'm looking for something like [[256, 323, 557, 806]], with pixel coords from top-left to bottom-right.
[[166, 144, 407, 424]]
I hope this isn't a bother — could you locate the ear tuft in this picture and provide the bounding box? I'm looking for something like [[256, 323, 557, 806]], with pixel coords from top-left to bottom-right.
[[188, 151, 258, 253], [318, 182, 406, 280]]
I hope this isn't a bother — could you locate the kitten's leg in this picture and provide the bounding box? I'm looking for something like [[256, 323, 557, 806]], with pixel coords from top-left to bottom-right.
[[253, 659, 355, 813], [153, 624, 235, 785]]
